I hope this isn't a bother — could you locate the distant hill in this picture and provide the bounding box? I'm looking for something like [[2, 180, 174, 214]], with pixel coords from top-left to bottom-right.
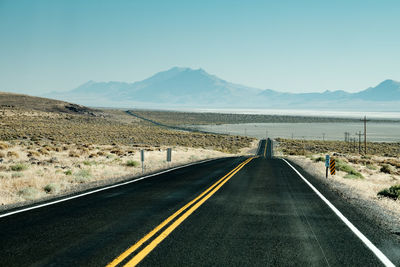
[[0, 92, 99, 115], [354, 79, 400, 101], [44, 67, 400, 111]]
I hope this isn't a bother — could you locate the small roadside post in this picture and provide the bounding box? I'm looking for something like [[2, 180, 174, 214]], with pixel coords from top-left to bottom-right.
[[166, 148, 172, 167], [330, 158, 336, 175], [325, 155, 330, 178], [140, 149, 144, 174]]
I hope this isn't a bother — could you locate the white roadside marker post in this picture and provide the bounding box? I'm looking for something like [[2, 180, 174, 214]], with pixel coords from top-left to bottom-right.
[[167, 148, 172, 168], [141, 149, 144, 175], [325, 154, 330, 178]]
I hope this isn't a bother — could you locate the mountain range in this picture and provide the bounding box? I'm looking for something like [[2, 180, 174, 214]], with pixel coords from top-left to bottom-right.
[[44, 67, 400, 111]]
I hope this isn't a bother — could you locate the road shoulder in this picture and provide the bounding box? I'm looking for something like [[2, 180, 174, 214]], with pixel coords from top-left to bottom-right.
[[284, 157, 400, 265]]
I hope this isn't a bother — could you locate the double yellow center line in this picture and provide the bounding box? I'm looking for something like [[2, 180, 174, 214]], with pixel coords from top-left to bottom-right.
[[263, 140, 267, 157], [107, 156, 255, 267]]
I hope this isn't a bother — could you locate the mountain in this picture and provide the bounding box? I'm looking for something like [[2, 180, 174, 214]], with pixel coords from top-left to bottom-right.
[[120, 67, 262, 105], [46, 67, 263, 107], [353, 79, 400, 101], [44, 68, 400, 111]]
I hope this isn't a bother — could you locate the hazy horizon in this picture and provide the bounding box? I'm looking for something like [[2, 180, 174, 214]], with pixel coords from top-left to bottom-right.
[[1, 0, 400, 95], [36, 67, 400, 95]]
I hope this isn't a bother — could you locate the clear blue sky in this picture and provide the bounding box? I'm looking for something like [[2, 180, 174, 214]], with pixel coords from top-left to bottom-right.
[[0, 0, 399, 94]]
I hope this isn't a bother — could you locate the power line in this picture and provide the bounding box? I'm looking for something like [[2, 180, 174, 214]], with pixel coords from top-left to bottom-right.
[[360, 116, 370, 155]]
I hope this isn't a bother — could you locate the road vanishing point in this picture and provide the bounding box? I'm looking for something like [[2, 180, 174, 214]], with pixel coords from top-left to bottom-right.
[[0, 140, 398, 266]]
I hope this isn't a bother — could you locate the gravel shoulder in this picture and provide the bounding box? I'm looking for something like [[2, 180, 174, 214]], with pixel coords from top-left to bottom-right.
[[287, 155, 400, 235]]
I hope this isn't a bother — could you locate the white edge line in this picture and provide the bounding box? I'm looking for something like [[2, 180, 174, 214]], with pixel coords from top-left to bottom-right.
[[0, 157, 225, 219], [281, 158, 395, 267]]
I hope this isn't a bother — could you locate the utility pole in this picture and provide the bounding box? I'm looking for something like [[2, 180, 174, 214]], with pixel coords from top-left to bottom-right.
[[356, 131, 362, 154], [361, 116, 370, 155], [344, 132, 350, 142]]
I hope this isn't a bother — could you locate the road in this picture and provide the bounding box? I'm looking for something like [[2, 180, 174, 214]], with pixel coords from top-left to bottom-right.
[[0, 140, 398, 266]]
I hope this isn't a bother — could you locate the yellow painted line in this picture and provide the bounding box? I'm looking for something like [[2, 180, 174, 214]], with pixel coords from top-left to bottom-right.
[[124, 157, 254, 267], [263, 140, 267, 157], [106, 157, 253, 267]]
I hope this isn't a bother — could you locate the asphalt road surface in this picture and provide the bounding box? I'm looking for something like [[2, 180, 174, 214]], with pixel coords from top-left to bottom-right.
[[0, 140, 398, 266]]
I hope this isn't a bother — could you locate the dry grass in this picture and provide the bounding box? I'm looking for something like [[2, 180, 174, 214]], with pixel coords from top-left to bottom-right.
[[277, 138, 400, 158], [0, 140, 257, 205], [0, 107, 253, 154], [27, 150, 40, 157], [0, 142, 9, 150], [279, 138, 400, 200], [0, 93, 257, 206], [7, 151, 19, 158]]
